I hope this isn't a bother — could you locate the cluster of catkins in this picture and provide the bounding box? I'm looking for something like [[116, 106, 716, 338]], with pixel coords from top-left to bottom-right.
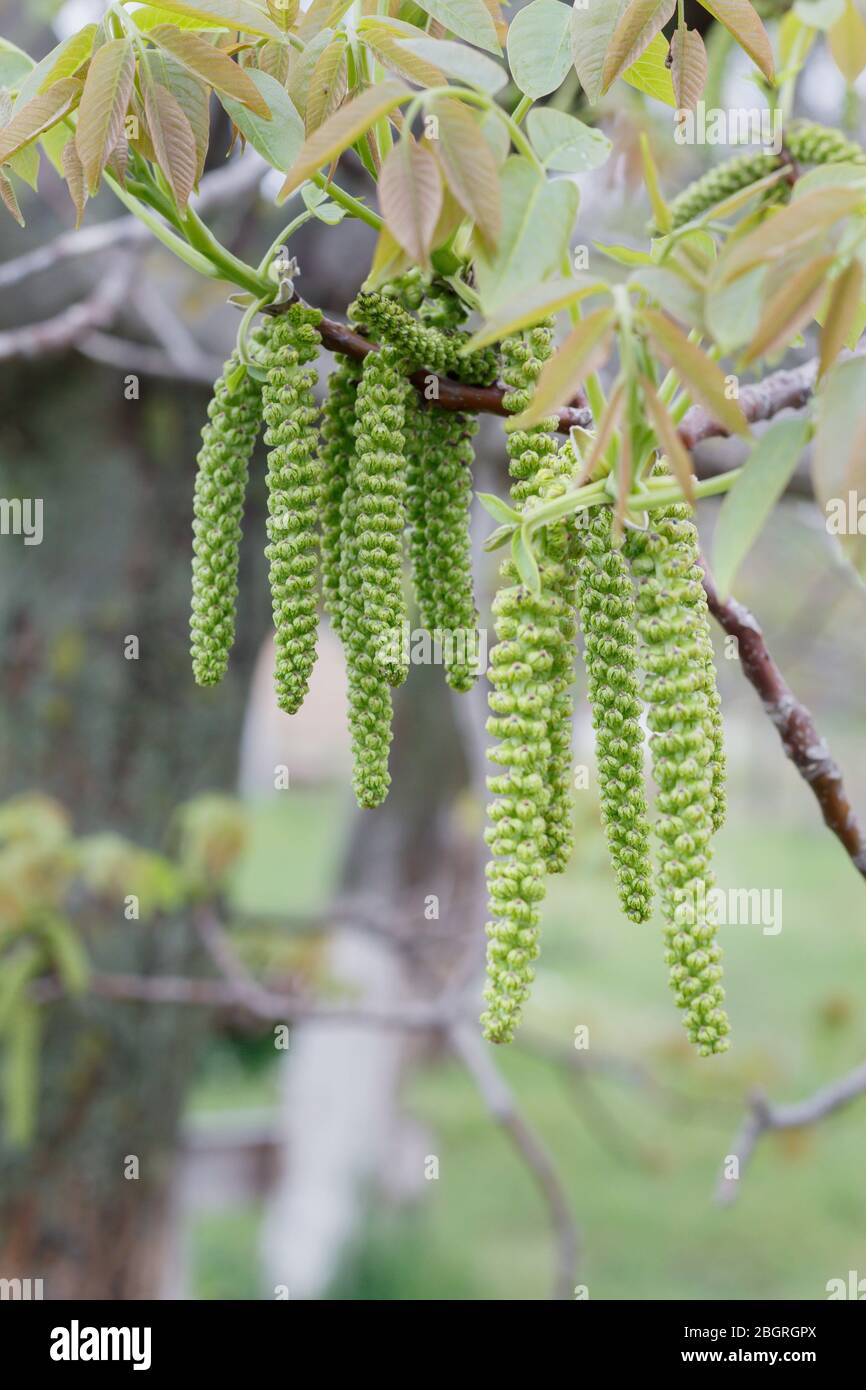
[[189, 280, 495, 811], [189, 290, 729, 1057], [482, 332, 729, 1056]]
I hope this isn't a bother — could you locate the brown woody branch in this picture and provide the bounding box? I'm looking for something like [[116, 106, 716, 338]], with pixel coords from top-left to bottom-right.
[[717, 1058, 866, 1205], [701, 561, 866, 880]]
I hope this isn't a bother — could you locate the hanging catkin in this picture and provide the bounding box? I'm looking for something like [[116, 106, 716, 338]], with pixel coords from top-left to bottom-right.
[[575, 506, 653, 923], [261, 304, 323, 716], [338, 344, 412, 806], [626, 505, 730, 1056], [482, 325, 579, 1045], [405, 396, 480, 693], [190, 351, 263, 686], [320, 353, 361, 637]]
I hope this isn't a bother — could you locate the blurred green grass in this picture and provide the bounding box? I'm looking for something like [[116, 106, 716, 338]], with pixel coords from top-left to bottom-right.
[[190, 782, 866, 1300]]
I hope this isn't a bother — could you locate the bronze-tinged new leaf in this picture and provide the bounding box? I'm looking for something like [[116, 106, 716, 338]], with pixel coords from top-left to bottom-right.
[[640, 374, 696, 503], [0, 168, 24, 226], [362, 26, 447, 87], [510, 307, 616, 428], [670, 27, 707, 115], [149, 25, 271, 117], [278, 79, 410, 199], [741, 254, 834, 365], [305, 36, 348, 135], [76, 39, 135, 195], [144, 81, 197, 211], [267, 0, 300, 30], [429, 95, 500, 249], [641, 307, 750, 436], [575, 378, 625, 484], [0, 77, 82, 166], [602, 0, 676, 92], [298, 0, 354, 40], [715, 186, 864, 284], [145, 48, 210, 182], [379, 138, 443, 268], [696, 0, 774, 81], [61, 138, 87, 227], [819, 259, 865, 380], [106, 134, 129, 186]]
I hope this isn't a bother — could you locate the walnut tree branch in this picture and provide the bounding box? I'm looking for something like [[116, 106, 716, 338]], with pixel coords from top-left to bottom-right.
[[701, 560, 866, 879], [717, 1058, 866, 1205]]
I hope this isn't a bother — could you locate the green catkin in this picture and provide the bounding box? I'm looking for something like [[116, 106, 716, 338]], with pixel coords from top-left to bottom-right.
[[575, 507, 653, 923], [422, 404, 481, 692], [481, 326, 578, 1045], [261, 305, 323, 716], [190, 351, 263, 686], [625, 506, 730, 1056], [352, 290, 498, 384], [339, 344, 413, 807], [663, 121, 866, 231], [320, 353, 361, 637]]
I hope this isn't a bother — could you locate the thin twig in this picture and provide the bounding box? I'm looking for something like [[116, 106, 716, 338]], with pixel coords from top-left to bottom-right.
[[449, 1021, 580, 1301], [30, 966, 464, 1033], [0, 260, 133, 362], [702, 559, 866, 879], [717, 1058, 866, 1205]]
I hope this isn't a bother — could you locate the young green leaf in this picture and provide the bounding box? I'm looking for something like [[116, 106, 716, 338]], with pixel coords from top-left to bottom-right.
[[601, 0, 676, 93], [14, 26, 96, 109], [713, 417, 810, 597], [144, 80, 197, 211], [76, 39, 135, 194], [509, 307, 616, 427], [477, 492, 523, 524], [149, 25, 271, 117], [0, 37, 34, 91], [571, 0, 629, 104], [483, 521, 518, 552], [379, 138, 443, 267], [414, 0, 502, 54], [828, 0, 866, 81], [526, 108, 612, 171], [429, 96, 501, 249], [473, 155, 578, 312], [696, 0, 774, 80], [641, 307, 750, 435], [139, 1, 285, 38], [640, 129, 671, 231], [267, 0, 300, 29], [574, 378, 625, 483], [219, 69, 304, 171], [640, 374, 696, 503], [819, 259, 865, 379], [507, 0, 573, 97], [512, 525, 542, 592], [621, 31, 676, 105], [0, 77, 82, 167], [278, 80, 410, 199], [670, 26, 708, 113], [466, 274, 607, 348]]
